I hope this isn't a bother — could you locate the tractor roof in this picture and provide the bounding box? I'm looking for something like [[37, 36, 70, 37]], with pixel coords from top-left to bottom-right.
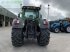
[[22, 6, 41, 10]]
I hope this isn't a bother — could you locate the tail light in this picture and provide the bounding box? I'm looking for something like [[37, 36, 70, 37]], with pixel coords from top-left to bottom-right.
[[16, 20, 20, 23], [12, 18, 20, 25], [43, 19, 48, 28]]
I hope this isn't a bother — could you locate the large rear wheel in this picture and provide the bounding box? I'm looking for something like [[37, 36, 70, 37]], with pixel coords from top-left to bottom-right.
[[11, 28, 24, 47], [37, 29, 50, 46], [66, 25, 70, 33]]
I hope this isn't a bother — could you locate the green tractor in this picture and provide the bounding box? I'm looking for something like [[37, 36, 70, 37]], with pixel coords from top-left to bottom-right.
[[11, 6, 50, 47]]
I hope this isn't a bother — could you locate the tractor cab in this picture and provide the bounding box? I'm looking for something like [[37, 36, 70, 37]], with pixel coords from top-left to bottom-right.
[[21, 6, 41, 20], [58, 19, 70, 32], [59, 19, 69, 26]]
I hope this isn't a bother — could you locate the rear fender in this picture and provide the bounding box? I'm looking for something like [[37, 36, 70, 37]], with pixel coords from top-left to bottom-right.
[[39, 19, 49, 29], [63, 23, 70, 28], [12, 18, 24, 28]]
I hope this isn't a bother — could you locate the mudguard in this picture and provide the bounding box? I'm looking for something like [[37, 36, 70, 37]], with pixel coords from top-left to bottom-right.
[[63, 21, 70, 28], [39, 19, 49, 29], [12, 18, 24, 28]]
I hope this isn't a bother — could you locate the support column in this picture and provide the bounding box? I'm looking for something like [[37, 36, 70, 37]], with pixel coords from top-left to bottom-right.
[[8, 18, 10, 26], [3, 16, 5, 27]]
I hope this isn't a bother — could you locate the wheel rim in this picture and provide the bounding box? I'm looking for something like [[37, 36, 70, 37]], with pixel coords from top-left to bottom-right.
[[55, 28, 59, 33], [67, 26, 70, 32]]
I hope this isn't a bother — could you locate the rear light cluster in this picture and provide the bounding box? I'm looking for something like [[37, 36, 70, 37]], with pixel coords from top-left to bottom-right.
[[12, 18, 20, 25], [16, 20, 20, 23], [43, 19, 49, 28]]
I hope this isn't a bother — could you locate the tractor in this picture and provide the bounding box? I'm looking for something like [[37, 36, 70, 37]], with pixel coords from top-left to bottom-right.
[[11, 6, 50, 47], [50, 19, 70, 33]]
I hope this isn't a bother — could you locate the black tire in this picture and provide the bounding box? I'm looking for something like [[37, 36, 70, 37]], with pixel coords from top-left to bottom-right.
[[37, 28, 50, 46], [11, 28, 24, 47], [65, 25, 70, 33]]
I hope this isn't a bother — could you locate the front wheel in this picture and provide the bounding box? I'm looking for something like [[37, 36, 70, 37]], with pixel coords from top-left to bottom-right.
[[37, 29, 50, 46], [54, 28, 60, 33]]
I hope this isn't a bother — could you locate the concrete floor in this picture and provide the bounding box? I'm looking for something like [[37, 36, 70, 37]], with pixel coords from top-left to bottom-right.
[[0, 27, 70, 52]]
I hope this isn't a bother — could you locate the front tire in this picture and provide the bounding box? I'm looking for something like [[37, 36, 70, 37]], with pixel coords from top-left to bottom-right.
[[37, 29, 50, 46], [11, 28, 24, 47], [54, 28, 60, 33]]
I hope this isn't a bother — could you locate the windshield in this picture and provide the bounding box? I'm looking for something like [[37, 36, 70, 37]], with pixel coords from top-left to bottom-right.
[[24, 10, 38, 19]]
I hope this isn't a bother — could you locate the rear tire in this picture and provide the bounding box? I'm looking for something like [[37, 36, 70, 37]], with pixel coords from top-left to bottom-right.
[[65, 25, 70, 33], [11, 28, 24, 47], [37, 29, 50, 46]]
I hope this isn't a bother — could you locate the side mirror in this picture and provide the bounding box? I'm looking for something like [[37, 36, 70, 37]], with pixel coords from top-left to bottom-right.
[[18, 14, 20, 18], [18, 13, 22, 18]]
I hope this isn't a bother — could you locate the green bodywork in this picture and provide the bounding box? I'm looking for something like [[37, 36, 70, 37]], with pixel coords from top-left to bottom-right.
[[18, 6, 42, 25]]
